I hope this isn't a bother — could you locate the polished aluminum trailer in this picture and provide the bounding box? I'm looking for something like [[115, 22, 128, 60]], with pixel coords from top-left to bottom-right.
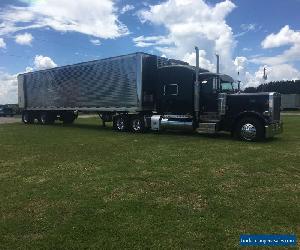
[[18, 53, 157, 112]]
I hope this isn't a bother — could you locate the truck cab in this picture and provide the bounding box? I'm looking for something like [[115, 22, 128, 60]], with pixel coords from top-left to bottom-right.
[[156, 65, 282, 141]]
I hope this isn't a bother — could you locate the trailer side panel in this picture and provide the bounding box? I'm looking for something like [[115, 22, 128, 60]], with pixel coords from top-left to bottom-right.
[[20, 53, 150, 111]]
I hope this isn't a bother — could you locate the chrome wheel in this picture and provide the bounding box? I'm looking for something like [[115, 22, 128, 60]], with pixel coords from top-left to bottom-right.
[[116, 117, 125, 131], [40, 114, 47, 124], [22, 112, 33, 124], [240, 123, 257, 141], [132, 119, 141, 132], [23, 113, 30, 123]]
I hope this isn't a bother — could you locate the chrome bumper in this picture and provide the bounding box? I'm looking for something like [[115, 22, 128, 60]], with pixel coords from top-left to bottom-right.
[[265, 121, 283, 138]]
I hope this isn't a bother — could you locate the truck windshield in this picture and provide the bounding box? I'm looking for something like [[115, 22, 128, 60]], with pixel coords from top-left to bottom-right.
[[221, 82, 239, 93], [221, 82, 233, 92]]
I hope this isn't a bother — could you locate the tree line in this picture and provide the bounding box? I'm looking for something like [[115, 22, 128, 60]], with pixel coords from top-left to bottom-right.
[[244, 80, 300, 94]]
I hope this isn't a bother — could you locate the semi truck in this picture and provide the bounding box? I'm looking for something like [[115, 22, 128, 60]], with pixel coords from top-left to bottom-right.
[[18, 47, 283, 141]]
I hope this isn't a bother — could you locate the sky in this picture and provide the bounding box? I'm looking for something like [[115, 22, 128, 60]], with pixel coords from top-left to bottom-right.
[[0, 0, 300, 104]]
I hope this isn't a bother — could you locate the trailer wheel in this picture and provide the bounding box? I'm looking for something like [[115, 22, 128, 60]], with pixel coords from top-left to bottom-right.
[[235, 117, 264, 142], [39, 112, 48, 125], [62, 112, 76, 124], [131, 117, 145, 133], [113, 115, 128, 132], [22, 111, 34, 124], [38, 112, 55, 125]]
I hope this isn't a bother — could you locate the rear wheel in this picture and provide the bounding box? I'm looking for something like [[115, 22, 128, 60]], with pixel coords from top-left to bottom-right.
[[39, 112, 48, 125], [113, 115, 128, 132], [236, 117, 264, 141], [22, 111, 34, 124], [62, 112, 76, 124], [131, 116, 145, 133], [38, 112, 55, 125]]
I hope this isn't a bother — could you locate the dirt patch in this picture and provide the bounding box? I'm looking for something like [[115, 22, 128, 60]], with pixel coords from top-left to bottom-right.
[[0, 117, 20, 124]]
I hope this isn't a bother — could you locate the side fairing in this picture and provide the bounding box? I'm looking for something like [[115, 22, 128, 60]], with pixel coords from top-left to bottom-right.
[[156, 66, 194, 115]]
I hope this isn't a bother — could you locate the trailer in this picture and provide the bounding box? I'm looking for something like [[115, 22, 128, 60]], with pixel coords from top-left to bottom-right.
[[281, 94, 300, 110], [18, 49, 283, 141]]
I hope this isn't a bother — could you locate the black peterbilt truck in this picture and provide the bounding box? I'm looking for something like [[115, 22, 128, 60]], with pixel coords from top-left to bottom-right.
[[18, 48, 282, 141]]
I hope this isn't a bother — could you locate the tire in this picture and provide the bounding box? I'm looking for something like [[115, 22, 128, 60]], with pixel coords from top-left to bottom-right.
[[62, 112, 76, 124], [22, 111, 34, 124], [235, 117, 264, 142], [39, 112, 48, 125], [131, 116, 145, 133], [38, 112, 55, 125], [113, 115, 128, 132]]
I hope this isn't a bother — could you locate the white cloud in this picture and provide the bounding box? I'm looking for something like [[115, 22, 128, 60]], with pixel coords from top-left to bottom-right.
[[182, 50, 215, 72], [234, 23, 260, 38], [0, 38, 6, 48], [242, 47, 252, 52], [15, 32, 33, 45], [261, 25, 300, 49], [136, 0, 236, 74], [133, 35, 172, 47], [0, 55, 57, 104], [242, 64, 300, 89], [241, 23, 256, 31], [90, 39, 101, 46], [120, 4, 135, 14], [253, 25, 300, 65], [240, 25, 300, 87], [0, 71, 18, 104], [264, 64, 300, 81], [34, 55, 57, 70], [234, 56, 247, 72], [0, 0, 128, 39]]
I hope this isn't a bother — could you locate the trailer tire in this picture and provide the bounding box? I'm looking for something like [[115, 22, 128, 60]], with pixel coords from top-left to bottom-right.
[[235, 117, 264, 142], [38, 112, 55, 125], [131, 116, 145, 133], [39, 112, 48, 125], [113, 115, 128, 132], [22, 111, 34, 124], [62, 112, 76, 124]]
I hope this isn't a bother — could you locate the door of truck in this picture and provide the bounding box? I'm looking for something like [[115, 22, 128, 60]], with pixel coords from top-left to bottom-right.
[[200, 77, 219, 113]]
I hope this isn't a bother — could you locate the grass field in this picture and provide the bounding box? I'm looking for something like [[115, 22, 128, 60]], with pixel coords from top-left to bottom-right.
[[0, 116, 299, 249]]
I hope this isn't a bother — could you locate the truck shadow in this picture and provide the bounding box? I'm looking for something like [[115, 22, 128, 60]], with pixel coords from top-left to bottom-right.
[[56, 122, 280, 143]]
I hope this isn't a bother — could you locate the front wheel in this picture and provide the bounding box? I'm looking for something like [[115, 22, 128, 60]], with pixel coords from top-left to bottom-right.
[[235, 117, 264, 142]]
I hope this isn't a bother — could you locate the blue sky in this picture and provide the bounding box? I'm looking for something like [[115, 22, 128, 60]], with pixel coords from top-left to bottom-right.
[[0, 0, 300, 103]]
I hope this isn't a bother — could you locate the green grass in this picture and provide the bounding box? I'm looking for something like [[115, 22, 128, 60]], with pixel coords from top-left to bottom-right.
[[0, 116, 299, 249]]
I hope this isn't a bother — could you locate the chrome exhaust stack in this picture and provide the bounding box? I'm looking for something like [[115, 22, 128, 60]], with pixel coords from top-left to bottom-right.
[[194, 46, 200, 124]]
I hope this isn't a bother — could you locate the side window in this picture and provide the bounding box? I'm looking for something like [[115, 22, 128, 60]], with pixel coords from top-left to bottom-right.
[[163, 84, 179, 96], [201, 77, 218, 94], [201, 79, 212, 94]]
